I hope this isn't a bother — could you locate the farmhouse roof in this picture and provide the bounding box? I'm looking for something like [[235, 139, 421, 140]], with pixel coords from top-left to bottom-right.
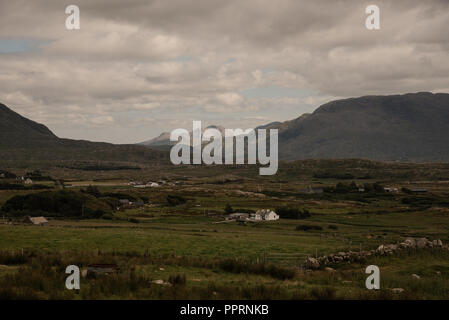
[[28, 216, 48, 225]]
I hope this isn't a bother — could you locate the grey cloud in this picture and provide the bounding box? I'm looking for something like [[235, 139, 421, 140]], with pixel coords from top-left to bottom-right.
[[0, 0, 448, 143]]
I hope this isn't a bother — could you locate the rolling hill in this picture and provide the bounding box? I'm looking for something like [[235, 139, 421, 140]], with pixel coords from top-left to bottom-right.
[[0, 103, 167, 163], [269, 92, 449, 161]]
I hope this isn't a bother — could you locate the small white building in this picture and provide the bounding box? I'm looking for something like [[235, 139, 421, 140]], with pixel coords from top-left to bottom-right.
[[249, 213, 262, 221], [256, 209, 280, 221], [25, 216, 48, 226]]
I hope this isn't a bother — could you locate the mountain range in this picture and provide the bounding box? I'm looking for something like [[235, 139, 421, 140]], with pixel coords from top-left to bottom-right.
[[141, 92, 449, 162], [1, 92, 448, 163]]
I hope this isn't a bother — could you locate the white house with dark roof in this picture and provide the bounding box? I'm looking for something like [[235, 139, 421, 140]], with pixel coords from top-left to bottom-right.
[[256, 209, 279, 221]]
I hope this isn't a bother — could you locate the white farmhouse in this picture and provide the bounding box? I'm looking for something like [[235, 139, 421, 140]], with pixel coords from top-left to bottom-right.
[[256, 209, 280, 221]]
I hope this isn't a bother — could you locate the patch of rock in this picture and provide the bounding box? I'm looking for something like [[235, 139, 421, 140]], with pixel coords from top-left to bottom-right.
[[304, 237, 445, 270]]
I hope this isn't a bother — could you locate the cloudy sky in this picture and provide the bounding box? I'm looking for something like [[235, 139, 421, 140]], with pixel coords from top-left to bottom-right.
[[0, 0, 448, 143]]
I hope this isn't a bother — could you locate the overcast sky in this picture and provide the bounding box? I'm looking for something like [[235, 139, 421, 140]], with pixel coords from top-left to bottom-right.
[[0, 0, 448, 143]]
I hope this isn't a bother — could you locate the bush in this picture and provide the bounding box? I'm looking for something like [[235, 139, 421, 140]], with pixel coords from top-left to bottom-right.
[[0, 183, 51, 190], [0, 170, 17, 179], [166, 195, 187, 206], [295, 224, 323, 231], [224, 203, 234, 214], [1, 190, 111, 218], [218, 259, 295, 280], [276, 207, 311, 219], [168, 274, 186, 286]]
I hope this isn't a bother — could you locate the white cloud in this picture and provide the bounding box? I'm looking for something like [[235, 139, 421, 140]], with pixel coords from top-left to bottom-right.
[[0, 0, 447, 143]]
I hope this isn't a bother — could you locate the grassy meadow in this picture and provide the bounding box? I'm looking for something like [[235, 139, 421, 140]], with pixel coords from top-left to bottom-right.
[[0, 159, 448, 299]]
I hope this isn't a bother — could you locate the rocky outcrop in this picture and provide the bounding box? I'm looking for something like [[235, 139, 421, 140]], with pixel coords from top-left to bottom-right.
[[304, 237, 446, 269]]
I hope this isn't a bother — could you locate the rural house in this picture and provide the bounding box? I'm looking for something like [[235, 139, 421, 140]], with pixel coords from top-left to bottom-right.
[[256, 209, 280, 221], [24, 216, 48, 226]]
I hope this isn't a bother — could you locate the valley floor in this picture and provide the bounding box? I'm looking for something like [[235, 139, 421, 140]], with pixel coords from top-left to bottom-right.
[[0, 160, 448, 299]]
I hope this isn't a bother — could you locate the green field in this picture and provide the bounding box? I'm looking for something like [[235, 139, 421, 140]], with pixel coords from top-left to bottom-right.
[[0, 159, 448, 299]]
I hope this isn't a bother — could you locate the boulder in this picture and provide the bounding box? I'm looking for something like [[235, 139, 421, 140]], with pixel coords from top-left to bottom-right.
[[391, 288, 405, 294], [152, 279, 171, 286], [325, 267, 335, 272], [411, 274, 421, 280], [433, 239, 443, 247], [404, 238, 416, 248], [416, 238, 429, 248], [305, 257, 320, 269], [385, 244, 398, 251]]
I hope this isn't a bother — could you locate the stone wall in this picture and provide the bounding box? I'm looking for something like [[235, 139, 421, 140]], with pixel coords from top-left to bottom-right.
[[305, 237, 446, 270]]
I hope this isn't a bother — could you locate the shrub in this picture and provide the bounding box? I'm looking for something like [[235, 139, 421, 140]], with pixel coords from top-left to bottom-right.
[[295, 224, 323, 231], [1, 190, 111, 218], [224, 203, 234, 214], [166, 195, 187, 206], [276, 207, 311, 219], [168, 274, 186, 286], [218, 259, 295, 280]]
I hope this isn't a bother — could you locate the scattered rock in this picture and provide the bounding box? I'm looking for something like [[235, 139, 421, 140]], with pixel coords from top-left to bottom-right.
[[411, 274, 421, 280], [325, 267, 336, 272], [159, 267, 165, 271], [416, 238, 429, 249], [404, 238, 416, 248], [304, 237, 447, 269], [305, 257, 320, 269], [433, 239, 443, 247], [152, 279, 171, 286], [436, 271, 441, 276], [391, 288, 405, 294]]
